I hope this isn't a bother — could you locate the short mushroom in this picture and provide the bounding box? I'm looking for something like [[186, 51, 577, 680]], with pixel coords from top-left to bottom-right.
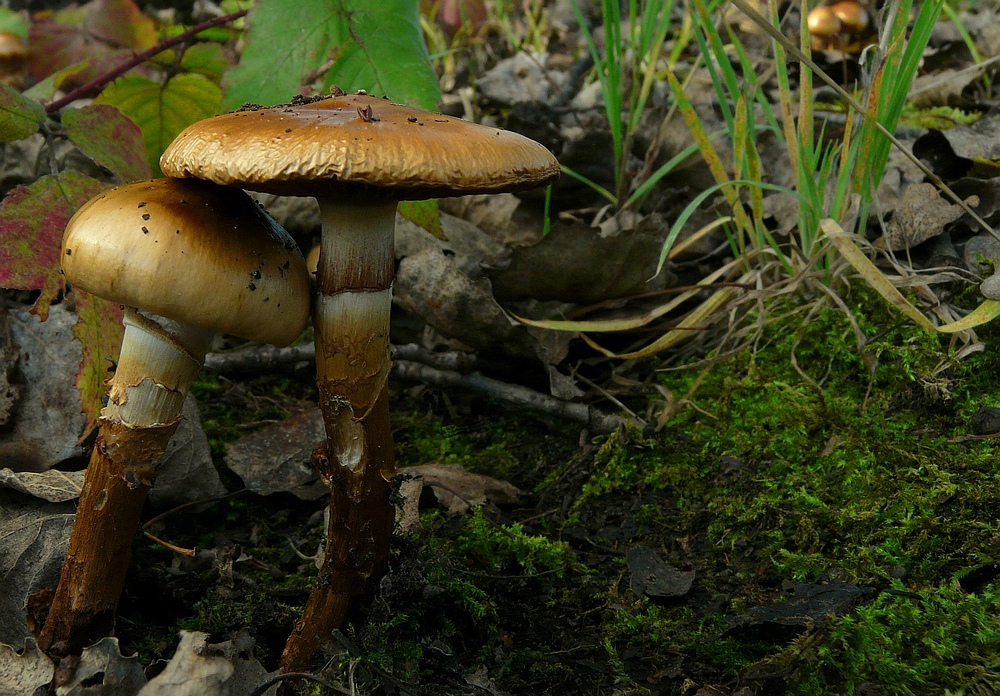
[[39, 177, 310, 654], [160, 91, 559, 670]]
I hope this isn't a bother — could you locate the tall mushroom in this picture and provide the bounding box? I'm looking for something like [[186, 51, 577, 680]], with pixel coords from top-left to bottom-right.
[[39, 177, 311, 654], [160, 91, 560, 670]]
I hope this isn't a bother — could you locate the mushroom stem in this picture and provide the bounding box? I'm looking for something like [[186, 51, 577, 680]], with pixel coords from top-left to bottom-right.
[[281, 200, 397, 672], [37, 309, 213, 653]]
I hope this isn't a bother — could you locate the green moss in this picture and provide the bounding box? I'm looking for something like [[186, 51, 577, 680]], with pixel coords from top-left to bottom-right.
[[786, 580, 1000, 694], [394, 411, 520, 477]]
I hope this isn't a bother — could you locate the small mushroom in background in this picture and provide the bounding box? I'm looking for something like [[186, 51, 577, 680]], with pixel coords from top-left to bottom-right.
[[0, 31, 27, 89], [38, 178, 311, 656], [161, 90, 559, 672], [807, 1, 872, 53]]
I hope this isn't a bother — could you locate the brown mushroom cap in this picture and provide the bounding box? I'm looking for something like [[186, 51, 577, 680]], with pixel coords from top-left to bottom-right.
[[160, 93, 560, 200], [62, 178, 311, 347], [830, 1, 868, 34], [807, 6, 842, 38]]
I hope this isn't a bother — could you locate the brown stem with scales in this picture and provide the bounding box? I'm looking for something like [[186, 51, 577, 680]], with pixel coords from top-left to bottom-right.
[[280, 200, 397, 672], [35, 311, 212, 654]]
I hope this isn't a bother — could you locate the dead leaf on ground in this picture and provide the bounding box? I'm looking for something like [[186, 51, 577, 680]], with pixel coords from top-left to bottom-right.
[[150, 395, 227, 510], [0, 305, 86, 472], [488, 214, 677, 304], [626, 546, 695, 599], [395, 211, 511, 280], [224, 408, 327, 500], [0, 491, 75, 647], [56, 637, 146, 695], [394, 249, 543, 363], [0, 638, 51, 696], [399, 463, 521, 515], [0, 469, 83, 503], [137, 631, 274, 696], [882, 183, 970, 251]]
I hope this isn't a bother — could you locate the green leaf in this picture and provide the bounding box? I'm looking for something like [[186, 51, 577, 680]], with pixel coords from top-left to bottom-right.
[[222, 0, 348, 109], [223, 0, 439, 111], [179, 42, 232, 83], [323, 1, 441, 111], [62, 104, 151, 183], [398, 200, 445, 240], [0, 171, 108, 320], [0, 8, 28, 37], [95, 73, 222, 176], [148, 42, 233, 84], [71, 288, 123, 438], [0, 83, 44, 142]]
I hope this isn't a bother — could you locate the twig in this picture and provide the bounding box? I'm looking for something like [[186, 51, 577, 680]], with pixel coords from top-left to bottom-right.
[[44, 9, 249, 114], [203, 342, 480, 374], [393, 360, 628, 434], [204, 344, 629, 432]]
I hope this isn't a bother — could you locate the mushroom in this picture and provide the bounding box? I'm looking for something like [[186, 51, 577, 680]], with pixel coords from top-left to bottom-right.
[[39, 177, 311, 654], [830, 0, 868, 36], [160, 91, 559, 670], [807, 6, 843, 51]]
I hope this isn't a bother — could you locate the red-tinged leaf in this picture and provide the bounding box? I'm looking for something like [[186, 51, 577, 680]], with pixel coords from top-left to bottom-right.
[[71, 287, 123, 438], [0, 82, 44, 142], [62, 104, 151, 182], [85, 0, 156, 50], [0, 171, 108, 320], [28, 0, 155, 83]]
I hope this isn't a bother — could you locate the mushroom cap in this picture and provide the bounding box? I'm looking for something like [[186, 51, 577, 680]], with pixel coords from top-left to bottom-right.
[[62, 178, 311, 347], [160, 93, 560, 200], [807, 6, 842, 38], [830, 1, 868, 34]]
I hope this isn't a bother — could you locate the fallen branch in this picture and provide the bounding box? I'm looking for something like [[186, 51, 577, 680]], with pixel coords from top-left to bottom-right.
[[203, 342, 479, 374], [392, 360, 627, 434], [203, 343, 629, 433]]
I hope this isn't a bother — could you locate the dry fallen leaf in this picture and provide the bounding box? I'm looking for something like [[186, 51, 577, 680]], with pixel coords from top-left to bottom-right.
[[0, 469, 83, 503], [398, 463, 521, 515], [0, 305, 86, 472], [0, 638, 51, 695], [137, 631, 274, 696], [882, 183, 967, 251], [0, 491, 75, 647], [150, 395, 227, 510], [56, 637, 146, 695], [224, 408, 327, 500]]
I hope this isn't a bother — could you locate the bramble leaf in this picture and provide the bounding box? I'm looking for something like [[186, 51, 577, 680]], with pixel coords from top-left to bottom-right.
[[0, 84, 45, 142], [324, 1, 440, 111], [222, 0, 348, 109], [28, 0, 156, 84], [223, 0, 439, 110], [0, 171, 108, 320], [62, 104, 152, 183], [71, 288, 123, 438], [95, 73, 222, 176], [151, 42, 233, 84]]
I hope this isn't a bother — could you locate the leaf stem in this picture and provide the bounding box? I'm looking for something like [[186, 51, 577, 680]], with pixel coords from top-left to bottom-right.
[[44, 9, 249, 115]]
